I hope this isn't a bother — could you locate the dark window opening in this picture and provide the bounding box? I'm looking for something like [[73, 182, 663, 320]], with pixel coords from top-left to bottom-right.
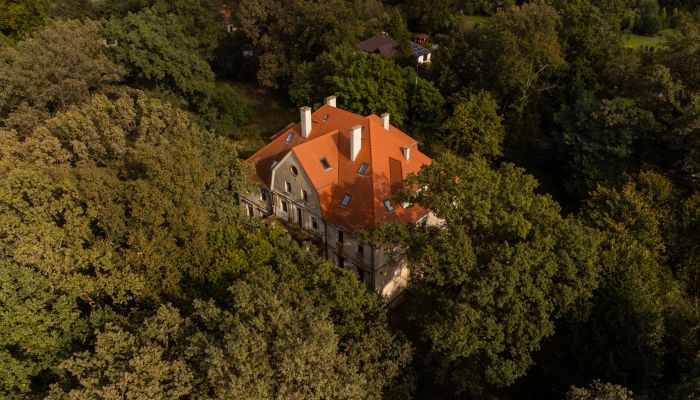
[[358, 162, 369, 176], [302, 189, 308, 202], [311, 217, 318, 230], [281, 201, 288, 212], [320, 157, 331, 170], [338, 256, 345, 269], [337, 230, 344, 244]]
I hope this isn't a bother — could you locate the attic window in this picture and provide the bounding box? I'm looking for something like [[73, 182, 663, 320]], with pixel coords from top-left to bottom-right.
[[284, 132, 295, 144], [357, 162, 369, 176], [323, 114, 330, 122], [320, 157, 331, 170], [341, 193, 352, 207], [383, 199, 395, 213], [270, 161, 279, 169]]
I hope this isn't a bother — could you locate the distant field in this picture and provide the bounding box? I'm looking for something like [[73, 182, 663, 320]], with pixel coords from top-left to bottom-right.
[[623, 32, 667, 49], [458, 14, 491, 25]]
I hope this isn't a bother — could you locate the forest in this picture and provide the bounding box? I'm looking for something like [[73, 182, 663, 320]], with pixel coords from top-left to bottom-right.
[[0, 0, 699, 399]]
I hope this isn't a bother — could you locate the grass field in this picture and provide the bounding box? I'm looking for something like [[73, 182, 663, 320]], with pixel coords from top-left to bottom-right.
[[623, 32, 667, 49], [458, 14, 491, 25]]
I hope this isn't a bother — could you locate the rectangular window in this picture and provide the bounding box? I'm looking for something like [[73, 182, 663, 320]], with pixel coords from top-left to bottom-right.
[[357, 244, 364, 255], [383, 199, 395, 213], [281, 200, 288, 212], [285, 182, 291, 193], [337, 230, 344, 243], [302, 189, 308, 202], [311, 217, 318, 230], [284, 132, 295, 144], [320, 157, 331, 171], [260, 191, 268, 202], [338, 256, 345, 269], [246, 203, 254, 217], [358, 268, 365, 283], [358, 162, 369, 176], [341, 193, 352, 207]]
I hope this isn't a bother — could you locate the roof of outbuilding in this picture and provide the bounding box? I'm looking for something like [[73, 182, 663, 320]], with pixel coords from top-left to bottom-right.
[[246, 105, 431, 232], [356, 35, 400, 58]]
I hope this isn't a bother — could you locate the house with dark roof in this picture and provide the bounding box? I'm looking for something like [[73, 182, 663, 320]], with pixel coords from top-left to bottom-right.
[[240, 97, 439, 301], [357, 34, 432, 64]]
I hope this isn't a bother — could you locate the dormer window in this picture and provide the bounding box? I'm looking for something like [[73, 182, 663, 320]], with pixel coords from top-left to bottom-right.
[[358, 162, 369, 176], [341, 193, 352, 207], [284, 132, 295, 144], [383, 199, 395, 213], [320, 157, 331, 170]]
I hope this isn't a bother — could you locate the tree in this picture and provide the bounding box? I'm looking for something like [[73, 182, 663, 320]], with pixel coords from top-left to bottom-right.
[[0, 19, 124, 134], [553, 94, 656, 198], [0, 91, 253, 304], [50, 256, 412, 399], [549, 0, 623, 98], [0, 0, 48, 40], [0, 262, 88, 398], [372, 155, 601, 397], [436, 3, 566, 112], [290, 45, 444, 133], [566, 380, 635, 400], [236, 0, 365, 88], [442, 91, 505, 158], [102, 7, 216, 110]]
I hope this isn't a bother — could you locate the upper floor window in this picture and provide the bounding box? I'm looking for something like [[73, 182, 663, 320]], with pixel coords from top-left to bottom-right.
[[341, 193, 352, 207], [357, 244, 364, 255], [285, 182, 292, 193], [284, 132, 295, 144], [290, 165, 299, 176], [337, 230, 344, 243], [383, 199, 395, 213], [311, 217, 318, 230], [281, 200, 288, 212], [358, 162, 369, 176], [320, 157, 331, 171], [302, 189, 309, 202], [260, 190, 268, 202]]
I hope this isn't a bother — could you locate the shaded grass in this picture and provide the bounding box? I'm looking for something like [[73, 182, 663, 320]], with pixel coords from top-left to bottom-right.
[[226, 82, 297, 158], [456, 14, 491, 26]]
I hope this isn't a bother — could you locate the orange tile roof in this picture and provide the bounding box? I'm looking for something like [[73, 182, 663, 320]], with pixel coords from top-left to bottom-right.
[[246, 105, 432, 232]]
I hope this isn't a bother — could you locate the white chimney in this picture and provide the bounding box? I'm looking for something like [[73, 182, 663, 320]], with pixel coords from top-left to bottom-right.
[[350, 125, 362, 162], [325, 96, 336, 107], [381, 113, 390, 130], [300, 106, 312, 138], [402, 146, 411, 161]]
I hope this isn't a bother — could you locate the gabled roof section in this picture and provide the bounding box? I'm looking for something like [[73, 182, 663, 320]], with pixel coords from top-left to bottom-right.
[[246, 104, 431, 231]]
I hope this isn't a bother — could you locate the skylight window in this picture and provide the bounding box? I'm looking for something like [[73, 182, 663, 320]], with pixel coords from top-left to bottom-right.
[[284, 132, 295, 144], [323, 114, 330, 122], [383, 199, 395, 213], [320, 157, 331, 170], [270, 160, 279, 169], [358, 162, 369, 176], [341, 193, 352, 207]]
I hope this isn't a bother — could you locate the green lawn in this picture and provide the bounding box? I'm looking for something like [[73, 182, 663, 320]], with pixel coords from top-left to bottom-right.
[[623, 32, 667, 49]]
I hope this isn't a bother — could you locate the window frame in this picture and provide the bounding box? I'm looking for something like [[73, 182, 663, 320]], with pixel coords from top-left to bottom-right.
[[340, 193, 352, 207], [284, 132, 295, 144], [357, 162, 369, 176], [320, 157, 331, 171], [383, 199, 395, 213], [284, 181, 292, 193]]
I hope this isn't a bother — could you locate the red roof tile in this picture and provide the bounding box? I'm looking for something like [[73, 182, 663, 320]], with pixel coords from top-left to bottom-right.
[[246, 105, 431, 232]]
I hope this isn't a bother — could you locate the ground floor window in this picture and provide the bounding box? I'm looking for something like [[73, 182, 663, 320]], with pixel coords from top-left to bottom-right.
[[246, 203, 254, 217], [358, 268, 365, 283], [311, 217, 318, 230], [281, 200, 288, 212], [338, 256, 344, 269]]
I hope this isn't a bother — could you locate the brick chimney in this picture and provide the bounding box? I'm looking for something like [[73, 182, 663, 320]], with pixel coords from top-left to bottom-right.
[[300, 106, 312, 138], [325, 96, 337, 107], [350, 125, 362, 162], [381, 113, 390, 130]]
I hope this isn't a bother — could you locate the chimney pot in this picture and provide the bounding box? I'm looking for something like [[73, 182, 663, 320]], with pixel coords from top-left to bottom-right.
[[325, 96, 337, 107], [350, 125, 362, 162], [300, 106, 312, 138], [381, 113, 390, 130]]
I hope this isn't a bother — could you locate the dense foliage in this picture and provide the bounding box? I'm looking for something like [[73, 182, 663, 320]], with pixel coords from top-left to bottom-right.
[[1, 0, 700, 399]]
